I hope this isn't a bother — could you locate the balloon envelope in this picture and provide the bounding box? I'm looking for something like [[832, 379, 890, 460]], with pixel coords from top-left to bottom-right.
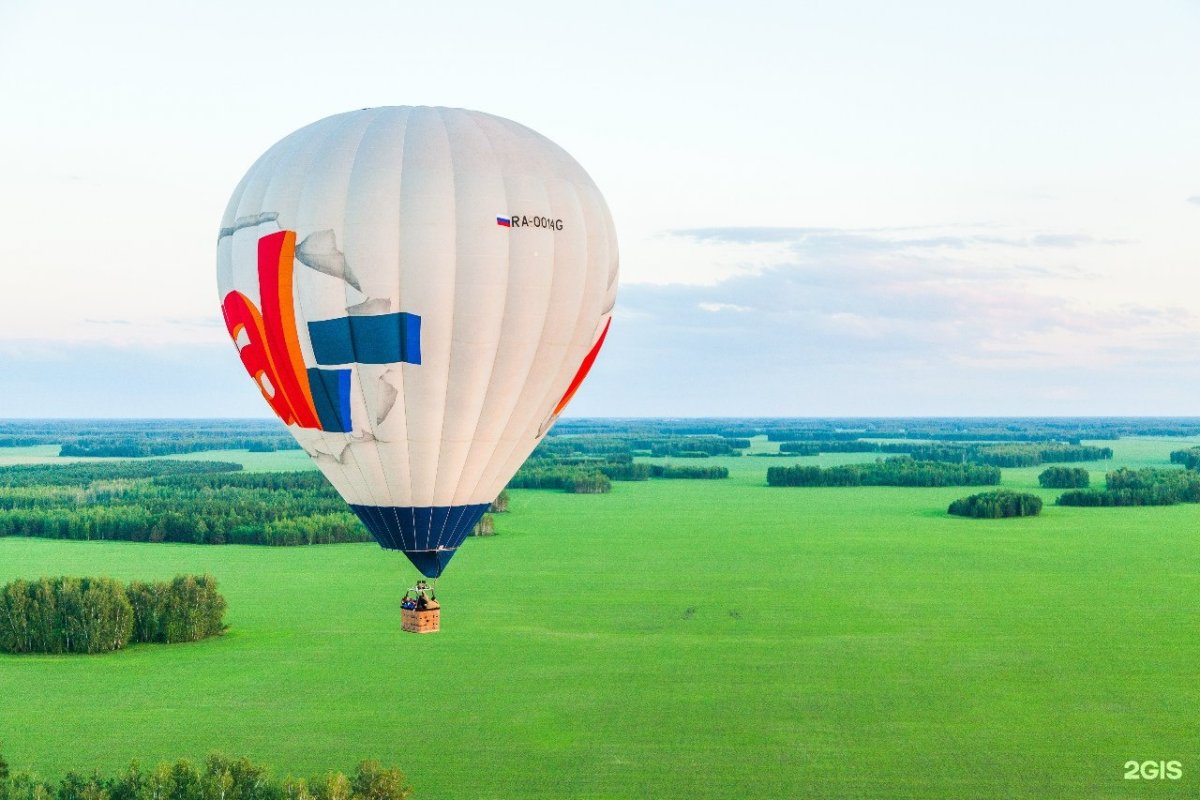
[[216, 107, 618, 576]]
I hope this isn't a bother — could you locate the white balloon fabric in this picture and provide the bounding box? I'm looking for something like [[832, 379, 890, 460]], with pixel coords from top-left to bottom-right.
[[216, 107, 618, 576]]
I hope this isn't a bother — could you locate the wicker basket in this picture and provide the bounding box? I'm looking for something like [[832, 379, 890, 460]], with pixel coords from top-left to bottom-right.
[[401, 607, 440, 633]]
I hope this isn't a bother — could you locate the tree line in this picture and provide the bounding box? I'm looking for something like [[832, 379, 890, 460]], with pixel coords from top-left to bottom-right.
[[60, 435, 297, 457], [0, 752, 412, 800], [767, 457, 1001, 487], [1057, 467, 1200, 507], [0, 419, 300, 456], [0, 460, 241, 488], [948, 491, 1043, 518], [0, 574, 225, 654], [776, 440, 1112, 466]]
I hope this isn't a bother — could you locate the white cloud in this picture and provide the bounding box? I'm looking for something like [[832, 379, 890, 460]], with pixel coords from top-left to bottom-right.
[[565, 224, 1200, 415]]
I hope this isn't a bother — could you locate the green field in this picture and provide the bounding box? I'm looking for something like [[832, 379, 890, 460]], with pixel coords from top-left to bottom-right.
[[2, 437, 1198, 798]]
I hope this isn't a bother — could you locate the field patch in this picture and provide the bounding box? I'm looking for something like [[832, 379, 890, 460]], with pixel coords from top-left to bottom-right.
[[2, 435, 1199, 797]]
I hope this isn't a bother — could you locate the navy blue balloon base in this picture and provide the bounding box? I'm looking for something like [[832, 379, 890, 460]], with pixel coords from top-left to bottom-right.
[[350, 503, 490, 577]]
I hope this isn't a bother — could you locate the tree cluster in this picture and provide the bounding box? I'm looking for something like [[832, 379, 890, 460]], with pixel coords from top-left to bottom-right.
[[1057, 467, 1200, 507], [947, 491, 1043, 518], [646, 465, 728, 479], [767, 457, 1000, 487], [507, 463, 612, 491], [1038, 466, 1090, 488], [597, 462, 652, 481], [568, 473, 612, 494], [0, 752, 412, 800], [1169, 447, 1200, 469], [0, 574, 226, 654]]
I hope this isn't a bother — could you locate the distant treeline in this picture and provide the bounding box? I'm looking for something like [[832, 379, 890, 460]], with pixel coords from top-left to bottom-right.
[[0, 419, 300, 456], [60, 435, 297, 457], [0, 753, 413, 800], [534, 434, 748, 460], [0, 462, 369, 546], [767, 457, 1001, 488], [1057, 468, 1200, 507], [777, 440, 1111, 466], [0, 460, 241, 488], [549, 416, 1200, 442], [0, 574, 225, 654], [948, 490, 1043, 518]]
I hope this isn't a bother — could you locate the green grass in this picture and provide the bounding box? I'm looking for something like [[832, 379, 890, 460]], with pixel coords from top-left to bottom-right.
[[2, 438, 1199, 798]]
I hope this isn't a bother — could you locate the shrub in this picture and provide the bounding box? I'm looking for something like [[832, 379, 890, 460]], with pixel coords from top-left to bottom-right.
[[473, 514, 495, 536]]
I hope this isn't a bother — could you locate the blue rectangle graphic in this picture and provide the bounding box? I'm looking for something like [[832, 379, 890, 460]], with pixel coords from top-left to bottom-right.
[[308, 313, 422, 366], [308, 368, 352, 433]]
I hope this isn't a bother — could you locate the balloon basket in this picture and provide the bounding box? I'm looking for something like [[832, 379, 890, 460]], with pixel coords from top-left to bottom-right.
[[401, 607, 440, 634], [401, 583, 441, 633]]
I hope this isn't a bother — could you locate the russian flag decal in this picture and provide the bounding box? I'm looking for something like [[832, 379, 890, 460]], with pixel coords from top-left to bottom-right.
[[496, 216, 511, 227]]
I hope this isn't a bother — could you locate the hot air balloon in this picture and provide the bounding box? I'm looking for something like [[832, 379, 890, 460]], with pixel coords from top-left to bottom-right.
[[216, 106, 617, 579]]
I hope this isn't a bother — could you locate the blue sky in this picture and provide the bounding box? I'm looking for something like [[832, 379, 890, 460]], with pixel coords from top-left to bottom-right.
[[1, 1, 1198, 416]]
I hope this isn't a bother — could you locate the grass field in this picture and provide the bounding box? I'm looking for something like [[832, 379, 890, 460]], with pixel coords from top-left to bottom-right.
[[1, 437, 1198, 798]]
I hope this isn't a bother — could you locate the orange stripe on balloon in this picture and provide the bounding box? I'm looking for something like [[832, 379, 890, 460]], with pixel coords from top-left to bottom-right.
[[274, 231, 319, 424], [258, 231, 320, 429], [553, 317, 611, 416]]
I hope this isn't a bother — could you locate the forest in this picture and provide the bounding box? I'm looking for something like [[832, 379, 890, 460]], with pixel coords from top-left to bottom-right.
[[0, 462, 368, 545]]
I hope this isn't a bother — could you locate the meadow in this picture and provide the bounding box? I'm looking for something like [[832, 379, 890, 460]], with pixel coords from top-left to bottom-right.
[[1, 436, 1198, 798]]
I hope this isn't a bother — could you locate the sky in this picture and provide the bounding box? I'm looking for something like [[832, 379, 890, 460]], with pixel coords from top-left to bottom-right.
[[1, 0, 1198, 417]]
